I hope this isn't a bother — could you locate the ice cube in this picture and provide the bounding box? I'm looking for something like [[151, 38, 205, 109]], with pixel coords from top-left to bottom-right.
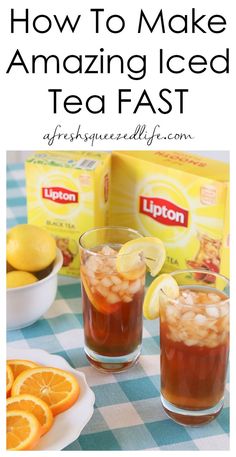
[[111, 284, 120, 293], [181, 311, 195, 321], [190, 292, 199, 303], [221, 316, 229, 332], [179, 296, 188, 305], [118, 280, 130, 291], [128, 279, 141, 294], [123, 295, 132, 303], [194, 314, 207, 325], [100, 277, 113, 288], [110, 275, 122, 285], [90, 277, 99, 286], [185, 339, 198, 346], [195, 327, 208, 339], [182, 290, 198, 303], [206, 306, 220, 318], [180, 290, 195, 305], [101, 245, 117, 256], [206, 320, 218, 331], [118, 289, 126, 298], [166, 305, 180, 322], [184, 294, 194, 306], [106, 257, 117, 268], [106, 292, 120, 304], [220, 305, 228, 317], [96, 284, 108, 297], [99, 263, 113, 274], [86, 255, 99, 272], [179, 329, 189, 341], [86, 269, 95, 279], [182, 291, 189, 298], [208, 293, 221, 303], [206, 337, 219, 348]]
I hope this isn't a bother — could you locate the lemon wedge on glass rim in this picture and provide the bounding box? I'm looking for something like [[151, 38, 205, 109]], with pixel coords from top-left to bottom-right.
[[143, 274, 179, 320], [116, 236, 166, 280]]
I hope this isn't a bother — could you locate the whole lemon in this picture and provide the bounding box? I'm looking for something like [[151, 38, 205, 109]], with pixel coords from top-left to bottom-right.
[[7, 271, 38, 288], [7, 224, 56, 272]]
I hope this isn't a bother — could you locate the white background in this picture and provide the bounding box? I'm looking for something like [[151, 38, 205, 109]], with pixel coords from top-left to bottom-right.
[[1, 0, 235, 150], [1, 0, 235, 455]]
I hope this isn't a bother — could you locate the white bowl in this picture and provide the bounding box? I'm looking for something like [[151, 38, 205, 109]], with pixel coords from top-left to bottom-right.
[[7, 249, 63, 330]]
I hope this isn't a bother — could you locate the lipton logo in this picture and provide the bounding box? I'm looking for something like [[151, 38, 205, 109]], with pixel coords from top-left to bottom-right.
[[139, 196, 188, 227], [42, 187, 79, 204]]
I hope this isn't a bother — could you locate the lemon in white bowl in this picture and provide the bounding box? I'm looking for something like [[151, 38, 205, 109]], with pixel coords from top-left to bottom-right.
[[7, 249, 63, 330], [7, 271, 38, 289], [7, 224, 56, 272]]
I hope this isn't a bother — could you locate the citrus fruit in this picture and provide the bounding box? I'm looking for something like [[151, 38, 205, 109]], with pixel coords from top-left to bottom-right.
[[143, 274, 179, 320], [6, 410, 41, 450], [80, 268, 97, 306], [11, 366, 80, 416], [116, 237, 166, 279], [7, 224, 56, 272], [80, 268, 121, 315], [7, 359, 39, 380], [6, 365, 14, 397], [7, 271, 38, 289], [7, 394, 53, 436]]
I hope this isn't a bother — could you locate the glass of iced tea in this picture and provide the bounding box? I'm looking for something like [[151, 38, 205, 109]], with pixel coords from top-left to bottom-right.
[[79, 227, 146, 372], [160, 269, 229, 426]]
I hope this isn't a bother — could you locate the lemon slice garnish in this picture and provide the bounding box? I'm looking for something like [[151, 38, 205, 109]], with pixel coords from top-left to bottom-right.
[[143, 274, 179, 320], [116, 237, 166, 280], [80, 268, 98, 309]]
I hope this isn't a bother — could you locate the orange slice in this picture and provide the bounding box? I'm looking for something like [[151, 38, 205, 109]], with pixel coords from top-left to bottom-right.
[[11, 366, 80, 416], [6, 365, 14, 397], [7, 394, 53, 436], [7, 359, 39, 380], [6, 410, 41, 450]]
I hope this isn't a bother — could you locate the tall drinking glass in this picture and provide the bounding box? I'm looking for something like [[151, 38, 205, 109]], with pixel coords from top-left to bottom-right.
[[160, 269, 229, 426], [79, 227, 146, 372]]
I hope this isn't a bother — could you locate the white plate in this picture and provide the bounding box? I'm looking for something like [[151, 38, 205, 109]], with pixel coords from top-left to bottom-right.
[[7, 347, 95, 450]]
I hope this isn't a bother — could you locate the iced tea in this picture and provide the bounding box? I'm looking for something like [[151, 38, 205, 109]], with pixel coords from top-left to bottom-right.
[[160, 272, 229, 425], [79, 228, 146, 372]]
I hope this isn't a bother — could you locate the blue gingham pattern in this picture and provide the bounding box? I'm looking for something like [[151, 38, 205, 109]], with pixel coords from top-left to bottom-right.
[[6, 162, 229, 451]]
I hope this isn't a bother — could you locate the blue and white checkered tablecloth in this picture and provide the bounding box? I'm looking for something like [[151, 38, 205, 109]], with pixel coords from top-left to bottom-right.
[[6, 162, 230, 451]]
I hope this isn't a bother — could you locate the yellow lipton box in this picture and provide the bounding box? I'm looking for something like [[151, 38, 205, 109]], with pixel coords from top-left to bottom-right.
[[25, 151, 111, 277], [109, 151, 229, 279]]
